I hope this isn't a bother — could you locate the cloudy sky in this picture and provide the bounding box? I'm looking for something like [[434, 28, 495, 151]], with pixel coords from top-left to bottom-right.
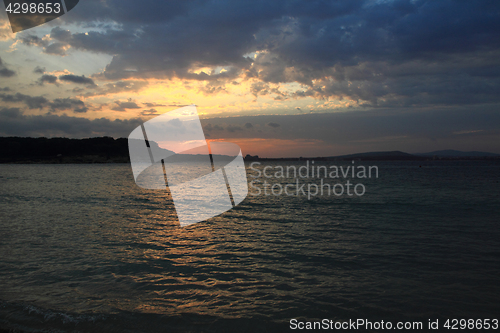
[[0, 0, 499, 157]]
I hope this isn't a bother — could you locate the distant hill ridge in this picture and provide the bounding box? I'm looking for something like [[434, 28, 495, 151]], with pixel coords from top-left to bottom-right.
[[415, 150, 500, 157], [0, 137, 498, 163], [329, 151, 421, 160], [327, 150, 499, 160]]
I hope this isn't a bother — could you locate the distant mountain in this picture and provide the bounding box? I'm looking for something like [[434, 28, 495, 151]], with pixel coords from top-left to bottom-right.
[[328, 151, 424, 161], [416, 150, 500, 157]]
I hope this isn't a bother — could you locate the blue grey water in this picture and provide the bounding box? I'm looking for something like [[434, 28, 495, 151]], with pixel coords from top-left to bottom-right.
[[0, 161, 499, 332]]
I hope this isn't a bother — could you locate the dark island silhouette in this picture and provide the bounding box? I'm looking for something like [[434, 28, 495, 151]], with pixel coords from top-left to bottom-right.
[[0, 136, 132, 163], [0, 137, 498, 163]]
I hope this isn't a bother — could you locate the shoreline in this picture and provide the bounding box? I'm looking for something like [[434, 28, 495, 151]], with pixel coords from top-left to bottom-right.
[[1, 156, 499, 164]]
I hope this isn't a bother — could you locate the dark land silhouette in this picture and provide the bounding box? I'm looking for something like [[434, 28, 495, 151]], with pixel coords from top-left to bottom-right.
[[0, 137, 499, 163], [0, 137, 130, 163]]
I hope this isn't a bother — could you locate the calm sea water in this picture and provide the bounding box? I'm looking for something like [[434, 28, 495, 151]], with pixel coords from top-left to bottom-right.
[[0, 161, 499, 332]]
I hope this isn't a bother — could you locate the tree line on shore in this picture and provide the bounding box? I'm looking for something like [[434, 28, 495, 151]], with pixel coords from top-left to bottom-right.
[[0, 137, 130, 163]]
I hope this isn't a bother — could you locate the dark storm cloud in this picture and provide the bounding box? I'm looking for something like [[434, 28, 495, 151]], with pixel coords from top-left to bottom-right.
[[38, 74, 58, 85], [141, 108, 158, 116], [73, 107, 88, 113], [226, 125, 243, 132], [268, 122, 280, 128], [18, 0, 500, 106], [59, 1, 499, 63], [59, 74, 96, 86], [198, 80, 228, 95], [0, 93, 87, 113], [203, 123, 224, 132], [19, 34, 44, 46], [50, 26, 72, 42], [0, 107, 22, 118], [143, 102, 165, 108], [0, 93, 48, 109], [0, 108, 144, 138], [49, 98, 86, 111], [44, 42, 68, 56], [111, 100, 141, 111], [0, 57, 16, 77], [57, 0, 283, 77], [35, 1, 285, 81], [0, 68, 16, 77], [33, 66, 45, 74], [19, 34, 68, 55], [83, 80, 148, 97]]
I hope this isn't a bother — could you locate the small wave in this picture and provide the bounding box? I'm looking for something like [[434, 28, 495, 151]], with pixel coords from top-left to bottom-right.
[[0, 301, 108, 333], [24, 304, 106, 325]]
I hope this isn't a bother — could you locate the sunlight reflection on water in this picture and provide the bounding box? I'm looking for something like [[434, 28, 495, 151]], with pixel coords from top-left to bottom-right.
[[0, 161, 499, 332]]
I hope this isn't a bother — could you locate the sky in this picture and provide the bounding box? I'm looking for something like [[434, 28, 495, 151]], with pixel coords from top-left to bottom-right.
[[0, 0, 499, 157]]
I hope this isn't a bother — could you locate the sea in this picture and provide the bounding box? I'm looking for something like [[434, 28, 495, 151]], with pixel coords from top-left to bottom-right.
[[0, 161, 499, 332]]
